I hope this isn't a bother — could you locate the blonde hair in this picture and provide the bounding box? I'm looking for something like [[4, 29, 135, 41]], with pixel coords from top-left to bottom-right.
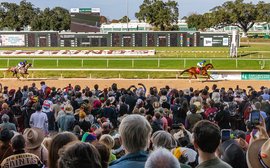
[[119, 114, 152, 153], [99, 134, 115, 149]]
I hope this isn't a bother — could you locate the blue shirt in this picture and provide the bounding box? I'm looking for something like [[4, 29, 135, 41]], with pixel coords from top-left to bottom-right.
[[109, 150, 148, 168]]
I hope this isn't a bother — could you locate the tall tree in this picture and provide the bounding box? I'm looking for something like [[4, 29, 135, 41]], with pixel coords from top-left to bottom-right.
[[119, 16, 130, 23], [30, 7, 70, 31], [135, 0, 179, 31], [18, 0, 36, 28], [187, 0, 270, 35], [211, 0, 258, 35], [100, 16, 108, 24], [0, 2, 20, 30]]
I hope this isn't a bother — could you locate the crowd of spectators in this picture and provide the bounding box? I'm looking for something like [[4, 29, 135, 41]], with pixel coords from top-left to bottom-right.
[[0, 81, 270, 168]]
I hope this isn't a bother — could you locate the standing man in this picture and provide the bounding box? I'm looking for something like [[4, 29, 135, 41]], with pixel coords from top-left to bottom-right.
[[29, 103, 48, 134], [193, 120, 232, 168]]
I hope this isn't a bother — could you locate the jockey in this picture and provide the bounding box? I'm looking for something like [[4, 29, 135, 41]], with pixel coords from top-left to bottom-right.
[[197, 60, 206, 74], [17, 60, 27, 70]]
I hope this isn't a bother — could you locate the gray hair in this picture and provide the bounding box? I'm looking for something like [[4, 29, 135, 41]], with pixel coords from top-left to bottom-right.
[[1, 114, 9, 122], [151, 131, 177, 150], [119, 114, 152, 153], [145, 148, 181, 168]]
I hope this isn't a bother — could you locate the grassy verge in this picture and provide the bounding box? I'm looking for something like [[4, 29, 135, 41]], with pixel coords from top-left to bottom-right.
[[0, 58, 268, 70]]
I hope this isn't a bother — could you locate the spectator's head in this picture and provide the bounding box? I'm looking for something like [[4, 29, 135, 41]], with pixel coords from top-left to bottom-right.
[[64, 104, 73, 114], [40, 81, 45, 85], [49, 132, 78, 168], [145, 148, 180, 168], [34, 103, 42, 111], [193, 120, 221, 154], [23, 127, 44, 150], [1, 114, 9, 123], [220, 140, 247, 168], [99, 134, 115, 149], [93, 142, 110, 168], [58, 142, 101, 168], [2, 103, 8, 110], [190, 104, 197, 114], [11, 135, 25, 151], [254, 102, 261, 110], [151, 130, 177, 150], [0, 128, 14, 143], [119, 114, 152, 153]]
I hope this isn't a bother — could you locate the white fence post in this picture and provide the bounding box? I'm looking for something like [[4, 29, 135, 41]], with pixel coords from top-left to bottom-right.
[[7, 58, 9, 67], [107, 59, 109, 68], [81, 59, 84, 67], [57, 59, 59, 67], [184, 58, 186, 68]]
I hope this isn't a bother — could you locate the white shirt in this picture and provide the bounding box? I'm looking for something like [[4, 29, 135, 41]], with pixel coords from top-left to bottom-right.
[[29, 111, 48, 132]]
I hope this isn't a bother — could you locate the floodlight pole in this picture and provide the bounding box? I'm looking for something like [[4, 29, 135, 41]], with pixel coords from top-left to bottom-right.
[[127, 0, 129, 31]]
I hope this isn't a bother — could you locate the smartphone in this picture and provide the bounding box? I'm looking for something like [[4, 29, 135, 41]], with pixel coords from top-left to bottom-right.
[[172, 124, 181, 129], [221, 129, 231, 141], [250, 111, 260, 126]]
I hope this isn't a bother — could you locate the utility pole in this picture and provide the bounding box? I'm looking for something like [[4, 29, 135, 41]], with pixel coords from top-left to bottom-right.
[[127, 0, 129, 31]]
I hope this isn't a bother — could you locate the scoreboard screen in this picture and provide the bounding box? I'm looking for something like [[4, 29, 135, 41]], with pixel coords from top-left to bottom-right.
[[70, 8, 101, 32], [170, 33, 177, 47], [123, 34, 132, 47], [147, 33, 155, 47], [112, 33, 120, 47], [135, 34, 142, 47]]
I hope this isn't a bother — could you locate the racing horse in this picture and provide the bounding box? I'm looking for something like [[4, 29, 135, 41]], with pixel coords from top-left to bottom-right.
[[180, 63, 214, 79], [7, 63, 32, 79]]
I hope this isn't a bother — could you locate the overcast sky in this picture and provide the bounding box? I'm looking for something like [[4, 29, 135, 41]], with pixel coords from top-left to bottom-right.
[[1, 0, 269, 20]]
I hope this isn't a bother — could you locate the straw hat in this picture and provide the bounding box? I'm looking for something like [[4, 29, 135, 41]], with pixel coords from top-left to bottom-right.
[[247, 138, 270, 168], [23, 128, 44, 149], [64, 104, 74, 114], [159, 96, 167, 104]]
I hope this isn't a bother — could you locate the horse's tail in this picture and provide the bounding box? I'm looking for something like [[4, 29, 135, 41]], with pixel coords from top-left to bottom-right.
[[6, 67, 12, 72], [180, 69, 189, 76]]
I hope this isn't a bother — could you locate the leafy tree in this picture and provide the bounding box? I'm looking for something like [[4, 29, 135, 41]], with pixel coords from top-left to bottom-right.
[[50, 7, 70, 31], [100, 16, 108, 24], [18, 0, 36, 28], [187, 0, 270, 35], [135, 0, 179, 31], [119, 16, 130, 23], [31, 7, 70, 31], [0, 2, 20, 30], [111, 19, 119, 23]]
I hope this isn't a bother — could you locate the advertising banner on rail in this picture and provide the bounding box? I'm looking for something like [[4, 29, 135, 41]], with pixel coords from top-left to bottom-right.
[[0, 50, 156, 56], [0, 35, 25, 46], [211, 72, 241, 80], [241, 72, 270, 80]]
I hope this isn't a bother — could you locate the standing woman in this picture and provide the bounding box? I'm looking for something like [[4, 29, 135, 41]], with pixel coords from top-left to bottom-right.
[[48, 132, 78, 168]]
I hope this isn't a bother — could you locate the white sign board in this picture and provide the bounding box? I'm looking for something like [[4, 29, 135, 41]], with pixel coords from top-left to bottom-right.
[[223, 38, 229, 46], [204, 38, 213, 46], [0, 35, 25, 46], [70, 8, 79, 13], [91, 8, 100, 13]]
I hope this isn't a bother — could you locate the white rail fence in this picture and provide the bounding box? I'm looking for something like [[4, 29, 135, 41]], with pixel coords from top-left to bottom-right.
[[1, 68, 269, 79], [0, 58, 269, 69]]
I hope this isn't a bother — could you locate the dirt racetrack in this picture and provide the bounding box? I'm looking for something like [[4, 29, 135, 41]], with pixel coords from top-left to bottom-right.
[[0, 78, 269, 91]]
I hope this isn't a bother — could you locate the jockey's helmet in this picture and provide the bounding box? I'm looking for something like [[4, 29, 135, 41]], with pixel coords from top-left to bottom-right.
[[203, 60, 206, 63], [24, 60, 27, 63]]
